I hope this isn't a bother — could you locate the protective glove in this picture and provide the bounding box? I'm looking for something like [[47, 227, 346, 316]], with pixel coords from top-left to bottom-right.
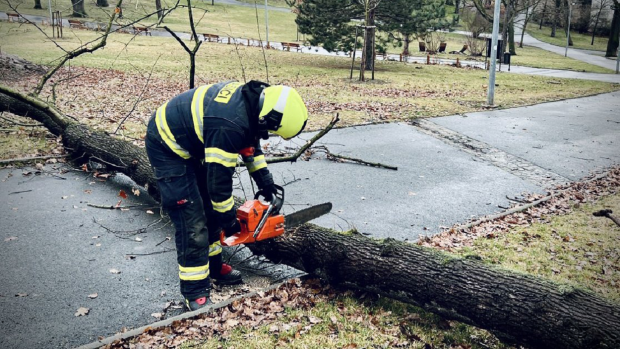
[[261, 183, 277, 202], [223, 218, 241, 238]]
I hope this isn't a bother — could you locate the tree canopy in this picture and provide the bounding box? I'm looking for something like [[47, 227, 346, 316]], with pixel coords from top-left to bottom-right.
[[295, 0, 448, 53]]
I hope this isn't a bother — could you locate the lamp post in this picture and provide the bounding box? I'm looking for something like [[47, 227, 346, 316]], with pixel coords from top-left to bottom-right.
[[565, 2, 575, 57], [265, 0, 269, 47], [486, 0, 502, 106]]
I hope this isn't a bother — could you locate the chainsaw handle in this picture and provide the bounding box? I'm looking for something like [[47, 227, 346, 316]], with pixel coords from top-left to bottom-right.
[[254, 184, 284, 214]]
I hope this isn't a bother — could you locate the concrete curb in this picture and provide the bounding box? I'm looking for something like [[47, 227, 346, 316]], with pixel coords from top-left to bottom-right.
[[76, 281, 287, 349]]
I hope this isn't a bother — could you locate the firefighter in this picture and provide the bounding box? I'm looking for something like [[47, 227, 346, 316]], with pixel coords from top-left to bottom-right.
[[145, 80, 308, 310]]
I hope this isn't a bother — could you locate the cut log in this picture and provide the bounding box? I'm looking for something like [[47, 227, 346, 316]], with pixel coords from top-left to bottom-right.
[[1, 86, 619, 349]]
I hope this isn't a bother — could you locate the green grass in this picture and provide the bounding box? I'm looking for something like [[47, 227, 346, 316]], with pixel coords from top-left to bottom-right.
[[457, 194, 620, 302], [1, 21, 618, 135], [526, 22, 611, 53], [0, 0, 301, 42]]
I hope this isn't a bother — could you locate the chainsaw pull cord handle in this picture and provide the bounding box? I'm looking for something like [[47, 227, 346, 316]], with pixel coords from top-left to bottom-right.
[[253, 184, 284, 238]]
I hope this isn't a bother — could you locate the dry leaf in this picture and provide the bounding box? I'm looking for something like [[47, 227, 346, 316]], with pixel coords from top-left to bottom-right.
[[15, 293, 28, 297], [35, 163, 44, 170], [109, 268, 121, 274], [132, 188, 140, 196], [61, 196, 68, 199], [88, 293, 98, 299], [146, 210, 154, 214], [118, 190, 128, 199], [75, 307, 90, 317], [135, 237, 142, 242], [4, 236, 18, 242], [151, 313, 164, 319]]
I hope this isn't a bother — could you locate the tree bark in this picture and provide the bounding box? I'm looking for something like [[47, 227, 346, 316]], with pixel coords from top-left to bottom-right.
[[402, 33, 410, 56], [1, 86, 619, 349], [606, 3, 620, 57], [34, 0, 42, 9], [247, 226, 620, 349], [552, 0, 560, 36], [71, 0, 87, 17], [156, 0, 163, 21], [97, 0, 109, 7]]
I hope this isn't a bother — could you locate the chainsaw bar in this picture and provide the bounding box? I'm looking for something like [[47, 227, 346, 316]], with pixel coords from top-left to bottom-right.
[[284, 202, 332, 228]]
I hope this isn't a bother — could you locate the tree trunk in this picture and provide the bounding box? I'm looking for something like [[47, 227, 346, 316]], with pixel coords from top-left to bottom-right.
[[540, 0, 547, 29], [1, 85, 620, 349], [71, 0, 87, 17], [592, 7, 602, 45], [96, 0, 109, 7], [577, 0, 592, 33], [402, 33, 410, 56], [364, 9, 375, 72], [34, 0, 42, 9], [552, 0, 561, 36], [247, 226, 620, 349], [606, 5, 620, 57], [156, 0, 163, 21], [509, 18, 516, 54]]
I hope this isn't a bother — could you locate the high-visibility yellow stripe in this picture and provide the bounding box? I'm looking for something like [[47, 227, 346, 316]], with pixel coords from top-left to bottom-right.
[[246, 155, 267, 173], [179, 264, 210, 281], [205, 147, 238, 168], [212, 196, 234, 213], [155, 103, 191, 159], [191, 84, 213, 143], [214, 82, 243, 104], [209, 241, 222, 257]]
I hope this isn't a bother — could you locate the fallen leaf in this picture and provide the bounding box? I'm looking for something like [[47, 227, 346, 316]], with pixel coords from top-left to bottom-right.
[[95, 243, 101, 247], [146, 210, 154, 215], [109, 268, 121, 274], [15, 293, 28, 297], [75, 307, 90, 317], [4, 236, 18, 242], [118, 190, 128, 199], [135, 237, 142, 242], [35, 163, 44, 170], [88, 293, 98, 299], [61, 196, 68, 199], [132, 188, 140, 196], [151, 313, 164, 319], [308, 316, 322, 324]]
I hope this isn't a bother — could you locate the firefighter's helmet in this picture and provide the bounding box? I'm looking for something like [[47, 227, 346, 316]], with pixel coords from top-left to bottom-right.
[[259, 85, 308, 140]]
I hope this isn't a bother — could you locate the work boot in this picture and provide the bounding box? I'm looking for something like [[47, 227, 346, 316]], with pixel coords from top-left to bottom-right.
[[184, 295, 212, 311], [212, 263, 243, 285]]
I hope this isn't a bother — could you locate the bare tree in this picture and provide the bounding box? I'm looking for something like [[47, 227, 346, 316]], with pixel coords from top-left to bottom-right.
[[520, 0, 545, 47], [71, 0, 87, 17], [591, 0, 612, 45]]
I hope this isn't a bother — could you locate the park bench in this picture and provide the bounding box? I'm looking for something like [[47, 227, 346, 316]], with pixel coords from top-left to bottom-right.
[[202, 33, 219, 42], [281, 42, 301, 52], [132, 25, 151, 36], [7, 13, 24, 23], [68, 19, 87, 30]]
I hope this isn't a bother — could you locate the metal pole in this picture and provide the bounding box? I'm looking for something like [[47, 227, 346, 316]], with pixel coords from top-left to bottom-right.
[[486, 0, 502, 106], [565, 2, 572, 57], [264, 0, 269, 47]]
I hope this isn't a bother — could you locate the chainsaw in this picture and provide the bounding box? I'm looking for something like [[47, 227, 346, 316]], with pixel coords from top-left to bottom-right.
[[220, 184, 332, 246]]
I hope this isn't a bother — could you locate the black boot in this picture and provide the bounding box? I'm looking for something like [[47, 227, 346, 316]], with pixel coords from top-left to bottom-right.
[[184, 295, 212, 311], [212, 263, 243, 285]]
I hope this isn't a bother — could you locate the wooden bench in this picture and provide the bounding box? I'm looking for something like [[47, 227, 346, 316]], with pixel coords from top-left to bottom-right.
[[202, 33, 219, 42], [133, 26, 151, 36], [68, 19, 87, 30], [281, 42, 301, 52], [7, 13, 26, 23]]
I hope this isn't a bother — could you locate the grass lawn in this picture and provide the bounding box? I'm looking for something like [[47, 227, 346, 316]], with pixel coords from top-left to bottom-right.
[[0, 0, 301, 42], [526, 22, 612, 53]]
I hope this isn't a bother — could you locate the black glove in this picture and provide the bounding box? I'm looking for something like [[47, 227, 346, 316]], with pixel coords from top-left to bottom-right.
[[261, 183, 277, 202], [223, 218, 241, 238]]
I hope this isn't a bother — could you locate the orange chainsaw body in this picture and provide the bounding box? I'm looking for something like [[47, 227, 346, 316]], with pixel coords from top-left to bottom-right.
[[220, 199, 285, 246]]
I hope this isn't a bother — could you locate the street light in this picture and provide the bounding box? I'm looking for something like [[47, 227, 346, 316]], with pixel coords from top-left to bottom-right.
[[565, 2, 575, 57]]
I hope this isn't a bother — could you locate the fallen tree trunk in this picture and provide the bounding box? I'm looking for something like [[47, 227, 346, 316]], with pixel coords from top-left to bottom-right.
[[1, 87, 619, 349]]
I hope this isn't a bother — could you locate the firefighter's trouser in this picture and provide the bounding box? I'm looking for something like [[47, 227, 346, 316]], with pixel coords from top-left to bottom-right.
[[145, 118, 224, 300]]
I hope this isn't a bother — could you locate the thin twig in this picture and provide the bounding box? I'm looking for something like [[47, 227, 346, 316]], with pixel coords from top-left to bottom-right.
[[266, 114, 340, 164], [325, 151, 398, 170], [253, 0, 269, 82], [9, 190, 33, 195], [0, 114, 43, 127], [113, 55, 160, 134], [87, 203, 155, 209]]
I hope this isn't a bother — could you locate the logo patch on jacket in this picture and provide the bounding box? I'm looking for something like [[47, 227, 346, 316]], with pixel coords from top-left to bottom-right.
[[214, 82, 243, 104]]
